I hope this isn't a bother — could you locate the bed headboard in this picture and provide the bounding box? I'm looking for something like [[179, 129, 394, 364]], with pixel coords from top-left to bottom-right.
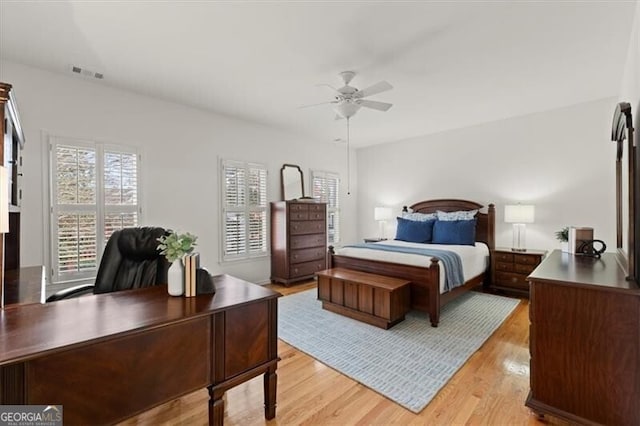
[[402, 199, 495, 250]]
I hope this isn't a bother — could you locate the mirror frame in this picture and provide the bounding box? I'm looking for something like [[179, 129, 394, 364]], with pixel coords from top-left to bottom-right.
[[280, 164, 305, 201], [613, 101, 637, 282]]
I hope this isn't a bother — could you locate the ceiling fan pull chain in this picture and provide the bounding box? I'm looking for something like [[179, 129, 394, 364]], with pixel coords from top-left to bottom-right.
[[347, 118, 351, 195]]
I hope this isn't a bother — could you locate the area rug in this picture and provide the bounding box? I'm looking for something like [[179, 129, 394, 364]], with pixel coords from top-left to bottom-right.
[[278, 289, 520, 413]]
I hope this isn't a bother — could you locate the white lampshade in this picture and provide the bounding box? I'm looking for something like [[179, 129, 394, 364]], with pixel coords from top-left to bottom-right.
[[504, 204, 535, 224], [0, 166, 8, 233], [374, 207, 393, 221]]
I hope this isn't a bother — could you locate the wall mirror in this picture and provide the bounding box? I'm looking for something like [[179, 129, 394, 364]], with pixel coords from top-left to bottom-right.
[[281, 164, 304, 200], [613, 101, 637, 281]]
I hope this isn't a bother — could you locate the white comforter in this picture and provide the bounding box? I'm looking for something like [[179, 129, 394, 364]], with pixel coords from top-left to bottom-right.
[[336, 240, 490, 294]]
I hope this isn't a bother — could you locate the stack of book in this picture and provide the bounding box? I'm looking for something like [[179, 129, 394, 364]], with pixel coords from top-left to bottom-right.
[[184, 253, 200, 297]]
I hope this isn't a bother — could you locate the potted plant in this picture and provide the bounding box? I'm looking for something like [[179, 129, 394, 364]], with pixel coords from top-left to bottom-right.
[[157, 230, 197, 296], [555, 227, 569, 252]]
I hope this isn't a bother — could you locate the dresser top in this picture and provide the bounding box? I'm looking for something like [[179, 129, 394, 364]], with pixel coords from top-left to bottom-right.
[[528, 249, 640, 292]]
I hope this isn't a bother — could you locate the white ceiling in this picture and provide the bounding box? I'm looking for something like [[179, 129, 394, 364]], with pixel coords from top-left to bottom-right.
[[0, 1, 636, 147]]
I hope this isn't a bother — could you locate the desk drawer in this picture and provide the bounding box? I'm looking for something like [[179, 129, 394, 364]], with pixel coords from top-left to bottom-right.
[[290, 247, 325, 264], [290, 220, 325, 235]]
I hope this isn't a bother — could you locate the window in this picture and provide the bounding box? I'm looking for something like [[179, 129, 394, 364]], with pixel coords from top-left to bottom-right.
[[311, 170, 340, 244], [221, 159, 268, 261], [50, 138, 140, 284]]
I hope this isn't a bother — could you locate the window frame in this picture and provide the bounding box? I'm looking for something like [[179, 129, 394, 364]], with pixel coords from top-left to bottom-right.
[[310, 169, 340, 244], [48, 136, 142, 284], [220, 158, 269, 262]]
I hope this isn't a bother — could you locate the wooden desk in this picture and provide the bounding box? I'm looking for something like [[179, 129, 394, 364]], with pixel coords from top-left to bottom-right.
[[0, 274, 280, 425]]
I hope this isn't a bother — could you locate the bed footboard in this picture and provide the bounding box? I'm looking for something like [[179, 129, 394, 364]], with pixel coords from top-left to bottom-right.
[[328, 247, 442, 326]]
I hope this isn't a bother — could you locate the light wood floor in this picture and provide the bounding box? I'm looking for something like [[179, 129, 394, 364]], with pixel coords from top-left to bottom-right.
[[120, 281, 566, 425]]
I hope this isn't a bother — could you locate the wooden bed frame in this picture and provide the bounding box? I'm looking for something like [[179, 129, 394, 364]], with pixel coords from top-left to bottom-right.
[[328, 199, 495, 327]]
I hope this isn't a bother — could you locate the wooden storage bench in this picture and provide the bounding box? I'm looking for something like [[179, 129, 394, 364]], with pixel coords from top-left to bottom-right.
[[316, 268, 411, 329]]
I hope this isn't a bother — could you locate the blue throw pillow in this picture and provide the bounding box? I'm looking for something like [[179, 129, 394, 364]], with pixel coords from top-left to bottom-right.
[[432, 219, 476, 245], [395, 217, 435, 243]]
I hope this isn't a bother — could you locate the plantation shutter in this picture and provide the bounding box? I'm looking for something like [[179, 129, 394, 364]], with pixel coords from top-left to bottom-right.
[[52, 142, 98, 280], [103, 149, 139, 243], [222, 160, 268, 261], [311, 170, 340, 244], [50, 138, 141, 284]]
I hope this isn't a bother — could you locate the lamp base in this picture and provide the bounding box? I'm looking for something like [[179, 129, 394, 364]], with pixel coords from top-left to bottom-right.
[[511, 223, 527, 252]]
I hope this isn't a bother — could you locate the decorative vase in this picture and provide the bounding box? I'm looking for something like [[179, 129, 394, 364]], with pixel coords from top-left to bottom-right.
[[560, 241, 569, 253], [167, 259, 185, 296]]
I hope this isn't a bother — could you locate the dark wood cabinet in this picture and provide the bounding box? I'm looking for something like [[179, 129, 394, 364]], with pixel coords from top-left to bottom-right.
[[526, 250, 640, 425], [0, 82, 25, 307], [270, 201, 327, 285], [490, 247, 545, 295]]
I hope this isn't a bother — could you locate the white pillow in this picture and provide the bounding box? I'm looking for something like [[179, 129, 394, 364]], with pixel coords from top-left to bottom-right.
[[401, 211, 437, 222], [436, 209, 478, 221]]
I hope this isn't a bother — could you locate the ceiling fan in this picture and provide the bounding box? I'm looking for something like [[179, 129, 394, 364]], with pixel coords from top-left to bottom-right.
[[303, 71, 393, 119], [303, 71, 393, 196]]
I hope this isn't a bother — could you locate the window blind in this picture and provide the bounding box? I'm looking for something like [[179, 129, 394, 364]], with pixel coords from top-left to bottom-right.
[[311, 170, 340, 244], [50, 139, 140, 283], [222, 160, 268, 261]]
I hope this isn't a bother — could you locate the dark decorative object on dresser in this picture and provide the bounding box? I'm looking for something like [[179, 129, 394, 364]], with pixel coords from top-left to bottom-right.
[[270, 201, 327, 285], [490, 247, 545, 296], [525, 101, 640, 425]]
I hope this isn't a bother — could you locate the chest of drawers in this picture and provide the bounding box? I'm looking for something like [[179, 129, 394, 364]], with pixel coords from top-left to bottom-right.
[[490, 247, 546, 295], [270, 201, 327, 285]]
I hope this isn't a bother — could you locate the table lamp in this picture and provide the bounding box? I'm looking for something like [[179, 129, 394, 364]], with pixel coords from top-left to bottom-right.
[[504, 204, 535, 252], [374, 207, 393, 239]]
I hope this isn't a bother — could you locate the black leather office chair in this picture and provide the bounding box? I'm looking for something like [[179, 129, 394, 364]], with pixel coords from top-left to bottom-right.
[[46, 227, 171, 302]]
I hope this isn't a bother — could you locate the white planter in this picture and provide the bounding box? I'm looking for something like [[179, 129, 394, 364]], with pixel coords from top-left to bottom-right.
[[560, 242, 569, 253], [167, 259, 185, 296]]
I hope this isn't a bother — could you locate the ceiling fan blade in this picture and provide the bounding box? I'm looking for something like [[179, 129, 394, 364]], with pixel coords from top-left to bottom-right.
[[315, 83, 339, 93], [298, 100, 337, 109], [356, 81, 393, 98], [357, 99, 393, 112]]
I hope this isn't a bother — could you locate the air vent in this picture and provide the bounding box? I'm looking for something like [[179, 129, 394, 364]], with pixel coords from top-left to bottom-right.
[[69, 65, 104, 80]]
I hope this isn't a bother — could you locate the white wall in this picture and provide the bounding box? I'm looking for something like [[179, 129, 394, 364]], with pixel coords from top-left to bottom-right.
[[0, 60, 357, 284], [620, 0, 640, 119], [355, 98, 617, 253]]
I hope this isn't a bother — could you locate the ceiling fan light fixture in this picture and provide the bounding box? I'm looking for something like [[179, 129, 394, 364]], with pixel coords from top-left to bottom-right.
[[333, 102, 361, 119]]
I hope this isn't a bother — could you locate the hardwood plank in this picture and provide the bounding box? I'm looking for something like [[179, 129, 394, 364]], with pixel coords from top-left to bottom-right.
[[119, 280, 560, 425]]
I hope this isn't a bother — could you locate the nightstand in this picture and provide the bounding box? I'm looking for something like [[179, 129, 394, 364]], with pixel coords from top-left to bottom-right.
[[364, 237, 388, 243], [490, 247, 546, 295]]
